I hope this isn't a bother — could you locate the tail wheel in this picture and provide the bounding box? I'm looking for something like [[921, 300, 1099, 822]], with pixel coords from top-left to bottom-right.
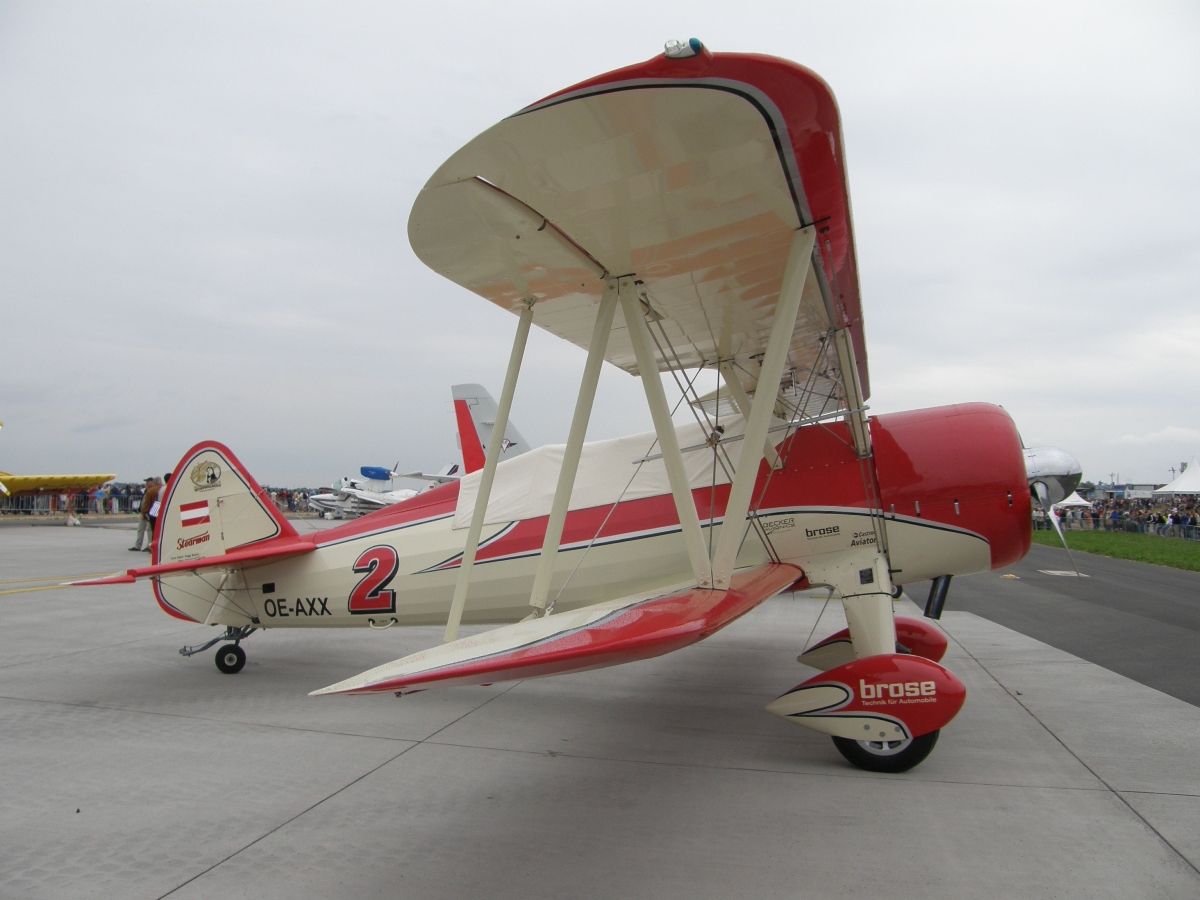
[[833, 730, 939, 773], [215, 644, 246, 674]]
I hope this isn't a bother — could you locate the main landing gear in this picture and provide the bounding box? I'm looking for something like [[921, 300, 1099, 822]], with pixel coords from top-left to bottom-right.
[[832, 731, 940, 773], [179, 625, 256, 674]]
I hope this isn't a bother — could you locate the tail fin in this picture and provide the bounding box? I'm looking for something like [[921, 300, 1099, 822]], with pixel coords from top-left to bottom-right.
[[155, 441, 297, 568], [451, 383, 529, 474]]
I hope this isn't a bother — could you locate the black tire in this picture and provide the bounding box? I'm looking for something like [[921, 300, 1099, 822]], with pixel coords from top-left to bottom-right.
[[215, 644, 246, 674], [832, 730, 939, 773]]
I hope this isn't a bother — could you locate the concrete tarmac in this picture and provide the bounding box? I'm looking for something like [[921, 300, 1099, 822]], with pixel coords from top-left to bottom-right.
[[2, 523, 1199, 898]]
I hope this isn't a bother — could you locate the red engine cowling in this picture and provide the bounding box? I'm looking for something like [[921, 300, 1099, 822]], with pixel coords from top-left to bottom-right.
[[767, 653, 966, 740]]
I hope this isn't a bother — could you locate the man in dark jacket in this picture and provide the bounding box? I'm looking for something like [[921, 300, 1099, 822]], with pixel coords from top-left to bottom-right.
[[129, 477, 159, 551]]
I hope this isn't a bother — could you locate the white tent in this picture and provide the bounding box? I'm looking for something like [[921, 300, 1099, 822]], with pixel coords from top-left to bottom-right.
[[1153, 456, 1200, 495], [1053, 491, 1091, 509]]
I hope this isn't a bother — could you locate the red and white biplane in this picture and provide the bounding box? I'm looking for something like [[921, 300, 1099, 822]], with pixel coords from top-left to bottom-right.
[[83, 41, 1079, 772]]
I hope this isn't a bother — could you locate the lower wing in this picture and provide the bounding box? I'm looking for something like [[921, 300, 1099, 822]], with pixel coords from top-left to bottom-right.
[[312, 562, 801, 696]]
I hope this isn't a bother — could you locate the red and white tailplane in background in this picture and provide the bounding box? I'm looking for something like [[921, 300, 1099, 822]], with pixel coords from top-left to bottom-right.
[[309, 383, 530, 518], [448, 382, 530, 475]]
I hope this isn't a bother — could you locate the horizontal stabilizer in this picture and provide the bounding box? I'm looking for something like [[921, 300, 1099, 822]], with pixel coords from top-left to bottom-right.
[[313, 563, 801, 696], [73, 538, 315, 586]]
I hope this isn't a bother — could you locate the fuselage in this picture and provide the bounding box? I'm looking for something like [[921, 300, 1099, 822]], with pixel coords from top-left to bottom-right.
[[156, 403, 1030, 628]]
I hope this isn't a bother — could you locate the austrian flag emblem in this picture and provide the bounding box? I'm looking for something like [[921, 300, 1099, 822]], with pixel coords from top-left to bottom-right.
[[179, 500, 210, 527]]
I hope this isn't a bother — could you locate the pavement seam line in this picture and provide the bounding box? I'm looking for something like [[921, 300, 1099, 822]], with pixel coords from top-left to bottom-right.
[[0, 691, 1114, 793], [943, 620, 1200, 880], [153, 680, 522, 899], [0, 693, 423, 743], [0, 629, 197, 671], [1118, 789, 1200, 798], [413, 737, 1116, 792]]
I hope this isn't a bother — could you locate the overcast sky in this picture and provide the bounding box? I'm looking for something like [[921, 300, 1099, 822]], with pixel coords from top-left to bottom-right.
[[1, 1, 1197, 488]]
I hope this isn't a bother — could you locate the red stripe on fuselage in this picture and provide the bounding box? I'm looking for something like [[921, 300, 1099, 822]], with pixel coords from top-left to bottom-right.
[[312, 403, 1030, 573]]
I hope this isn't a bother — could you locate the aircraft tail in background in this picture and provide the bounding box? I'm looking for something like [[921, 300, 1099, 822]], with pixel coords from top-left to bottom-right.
[[452, 383, 529, 474]]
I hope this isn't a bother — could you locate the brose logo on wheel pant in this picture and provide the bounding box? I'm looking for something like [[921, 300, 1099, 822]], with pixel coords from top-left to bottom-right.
[[767, 654, 967, 740], [859, 679, 936, 700], [349, 545, 399, 614]]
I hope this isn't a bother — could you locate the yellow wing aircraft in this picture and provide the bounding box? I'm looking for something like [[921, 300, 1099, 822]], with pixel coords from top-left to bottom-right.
[[0, 424, 116, 497]]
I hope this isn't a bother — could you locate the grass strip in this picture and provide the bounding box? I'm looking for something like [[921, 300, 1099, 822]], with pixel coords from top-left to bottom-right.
[[1031, 529, 1200, 572]]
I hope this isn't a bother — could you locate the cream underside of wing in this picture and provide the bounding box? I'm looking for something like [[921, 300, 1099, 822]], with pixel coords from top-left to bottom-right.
[[408, 86, 838, 394]]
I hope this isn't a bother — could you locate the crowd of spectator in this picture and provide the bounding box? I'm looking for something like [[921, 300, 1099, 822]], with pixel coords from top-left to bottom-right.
[[265, 489, 311, 513], [1038, 495, 1199, 539], [0, 483, 316, 516], [0, 483, 150, 515]]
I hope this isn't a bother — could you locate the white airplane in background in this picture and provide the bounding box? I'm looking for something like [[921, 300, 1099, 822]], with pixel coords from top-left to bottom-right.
[[308, 383, 529, 518], [306, 472, 424, 519]]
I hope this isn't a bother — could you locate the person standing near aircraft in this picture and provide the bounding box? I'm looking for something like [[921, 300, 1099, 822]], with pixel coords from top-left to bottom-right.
[[129, 476, 158, 551], [144, 473, 170, 553]]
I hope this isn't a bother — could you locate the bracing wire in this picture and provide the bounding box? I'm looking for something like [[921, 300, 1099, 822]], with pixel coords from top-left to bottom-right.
[[547, 365, 706, 612], [799, 587, 834, 655], [644, 314, 779, 563], [156, 568, 258, 621]]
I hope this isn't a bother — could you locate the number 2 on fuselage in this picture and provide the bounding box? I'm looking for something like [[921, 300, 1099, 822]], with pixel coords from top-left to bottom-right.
[[348, 545, 399, 614]]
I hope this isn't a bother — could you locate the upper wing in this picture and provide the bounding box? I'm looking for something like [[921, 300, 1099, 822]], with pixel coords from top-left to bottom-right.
[[311, 562, 801, 696], [408, 50, 866, 405]]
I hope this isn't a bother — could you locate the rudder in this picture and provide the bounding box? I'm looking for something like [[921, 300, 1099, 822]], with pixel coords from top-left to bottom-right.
[[451, 383, 529, 474], [155, 441, 297, 567]]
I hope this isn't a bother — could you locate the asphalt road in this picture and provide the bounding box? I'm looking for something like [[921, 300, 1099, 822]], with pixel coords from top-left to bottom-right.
[[911, 542, 1200, 707]]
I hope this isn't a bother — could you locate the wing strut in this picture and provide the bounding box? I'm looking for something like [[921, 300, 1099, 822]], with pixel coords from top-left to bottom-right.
[[445, 301, 535, 642], [528, 282, 619, 613], [711, 225, 816, 588], [618, 277, 712, 589], [832, 327, 871, 458]]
